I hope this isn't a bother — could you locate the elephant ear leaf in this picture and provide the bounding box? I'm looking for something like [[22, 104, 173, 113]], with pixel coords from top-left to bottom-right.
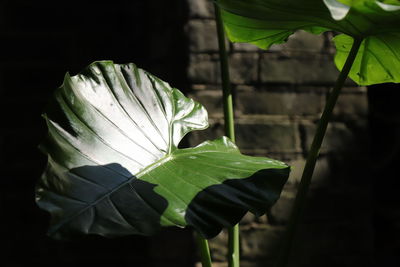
[[333, 33, 400, 85], [217, 0, 400, 85], [37, 61, 290, 239]]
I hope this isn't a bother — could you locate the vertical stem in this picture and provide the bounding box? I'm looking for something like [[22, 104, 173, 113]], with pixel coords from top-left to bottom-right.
[[227, 226, 240, 267], [214, 3, 239, 267], [275, 38, 363, 267], [214, 3, 236, 142], [195, 232, 213, 267]]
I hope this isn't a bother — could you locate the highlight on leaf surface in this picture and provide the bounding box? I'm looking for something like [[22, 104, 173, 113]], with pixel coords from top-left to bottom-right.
[[36, 61, 290, 239], [217, 0, 400, 85]]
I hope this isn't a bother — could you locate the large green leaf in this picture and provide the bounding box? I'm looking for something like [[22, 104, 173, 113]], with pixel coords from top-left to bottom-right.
[[218, 0, 400, 85], [37, 61, 290, 239]]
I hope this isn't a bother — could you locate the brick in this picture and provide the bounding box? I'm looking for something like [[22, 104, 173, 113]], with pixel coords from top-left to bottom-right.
[[295, 85, 330, 94], [186, 119, 225, 147], [187, 90, 223, 117], [208, 229, 228, 261], [270, 190, 295, 224], [287, 157, 331, 185], [235, 117, 300, 153], [301, 122, 357, 154], [188, 54, 220, 84], [270, 30, 325, 53], [187, 0, 215, 19], [236, 89, 324, 115], [229, 53, 259, 84], [268, 31, 328, 53], [333, 92, 368, 120], [186, 19, 218, 52], [240, 212, 258, 225], [190, 84, 221, 91], [240, 225, 285, 260], [188, 52, 257, 84], [270, 156, 331, 223], [260, 53, 339, 85], [232, 42, 261, 52], [339, 86, 367, 93]]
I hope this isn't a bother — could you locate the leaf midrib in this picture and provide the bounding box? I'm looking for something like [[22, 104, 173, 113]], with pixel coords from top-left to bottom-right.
[[48, 145, 242, 235]]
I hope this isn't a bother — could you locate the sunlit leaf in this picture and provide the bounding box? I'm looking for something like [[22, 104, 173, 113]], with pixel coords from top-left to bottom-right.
[[334, 33, 400, 85], [218, 0, 400, 85], [37, 61, 290, 239]]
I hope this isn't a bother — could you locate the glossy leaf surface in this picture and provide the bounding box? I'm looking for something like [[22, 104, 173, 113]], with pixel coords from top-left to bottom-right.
[[218, 0, 400, 85], [37, 61, 290, 239]]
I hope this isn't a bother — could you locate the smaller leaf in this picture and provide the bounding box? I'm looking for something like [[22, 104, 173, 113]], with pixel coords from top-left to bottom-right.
[[334, 33, 400, 85]]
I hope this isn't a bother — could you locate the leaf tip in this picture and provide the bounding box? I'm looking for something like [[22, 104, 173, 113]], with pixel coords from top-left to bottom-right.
[[323, 0, 351, 20]]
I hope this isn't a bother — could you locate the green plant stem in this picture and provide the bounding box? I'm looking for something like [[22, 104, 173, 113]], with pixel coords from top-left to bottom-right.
[[227, 226, 240, 267], [214, 3, 239, 267], [195, 232, 213, 267], [275, 37, 363, 267], [214, 3, 235, 142]]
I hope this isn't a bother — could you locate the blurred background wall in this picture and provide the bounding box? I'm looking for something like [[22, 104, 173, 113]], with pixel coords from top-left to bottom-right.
[[185, 1, 371, 267], [1, 0, 399, 266]]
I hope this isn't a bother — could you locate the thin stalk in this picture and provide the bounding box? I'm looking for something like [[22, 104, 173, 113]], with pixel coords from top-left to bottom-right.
[[195, 232, 213, 267], [214, 3, 235, 142], [214, 3, 239, 267], [275, 37, 363, 267], [227, 226, 240, 267]]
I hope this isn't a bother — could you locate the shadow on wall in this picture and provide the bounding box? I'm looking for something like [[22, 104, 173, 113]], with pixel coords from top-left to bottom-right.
[[369, 83, 400, 267], [252, 84, 400, 267], [238, 111, 374, 267], [288, 118, 374, 267]]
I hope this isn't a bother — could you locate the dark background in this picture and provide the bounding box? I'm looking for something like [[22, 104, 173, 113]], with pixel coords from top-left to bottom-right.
[[1, 0, 400, 266], [1, 0, 195, 266], [368, 83, 400, 267]]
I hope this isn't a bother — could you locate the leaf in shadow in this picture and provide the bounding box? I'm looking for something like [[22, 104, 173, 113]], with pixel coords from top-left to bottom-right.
[[36, 163, 168, 240], [185, 168, 289, 238]]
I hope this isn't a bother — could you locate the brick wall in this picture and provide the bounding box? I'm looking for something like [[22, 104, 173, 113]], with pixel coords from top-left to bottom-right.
[[185, 1, 373, 266]]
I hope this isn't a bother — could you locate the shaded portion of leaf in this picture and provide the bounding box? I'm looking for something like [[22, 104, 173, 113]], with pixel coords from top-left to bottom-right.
[[37, 163, 168, 239], [137, 137, 290, 237], [186, 168, 289, 238]]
